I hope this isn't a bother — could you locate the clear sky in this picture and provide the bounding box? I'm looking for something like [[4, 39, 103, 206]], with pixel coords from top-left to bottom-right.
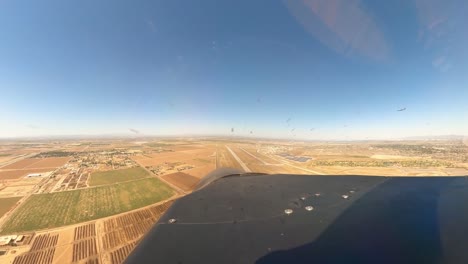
[[0, 0, 467, 139]]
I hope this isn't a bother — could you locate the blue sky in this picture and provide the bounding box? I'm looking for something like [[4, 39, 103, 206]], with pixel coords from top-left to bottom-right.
[[0, 0, 467, 139]]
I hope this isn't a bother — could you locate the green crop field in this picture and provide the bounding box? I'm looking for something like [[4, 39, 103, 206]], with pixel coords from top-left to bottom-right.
[[88, 166, 150, 186], [0, 178, 174, 234], [0, 197, 22, 218]]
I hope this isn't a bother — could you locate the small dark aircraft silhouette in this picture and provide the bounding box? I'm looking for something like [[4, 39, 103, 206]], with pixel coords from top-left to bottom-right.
[[397, 108, 406, 112]]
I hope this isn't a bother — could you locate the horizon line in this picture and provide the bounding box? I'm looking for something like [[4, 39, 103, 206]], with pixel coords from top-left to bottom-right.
[[0, 133, 465, 142]]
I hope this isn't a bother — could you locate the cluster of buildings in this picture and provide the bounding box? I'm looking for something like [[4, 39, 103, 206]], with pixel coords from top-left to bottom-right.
[[0, 235, 24, 247]]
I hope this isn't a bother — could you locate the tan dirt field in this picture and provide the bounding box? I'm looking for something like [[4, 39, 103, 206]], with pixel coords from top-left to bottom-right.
[[51, 229, 74, 264], [133, 153, 193, 167], [371, 155, 415, 160], [144, 156, 192, 166], [1, 157, 69, 170], [1, 158, 42, 170], [25, 157, 70, 169], [0, 185, 36, 198], [185, 164, 216, 178], [133, 148, 216, 167], [305, 165, 467, 176], [5, 177, 43, 187], [179, 148, 216, 155], [311, 166, 411, 176], [0, 168, 52, 180], [444, 168, 468, 176], [0, 197, 22, 218], [166, 145, 207, 151], [0, 156, 18, 164], [148, 151, 191, 159], [217, 147, 244, 170], [186, 158, 215, 167], [161, 172, 200, 191]]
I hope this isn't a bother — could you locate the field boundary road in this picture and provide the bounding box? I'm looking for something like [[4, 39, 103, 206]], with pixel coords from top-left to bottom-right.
[[226, 146, 251, 172]]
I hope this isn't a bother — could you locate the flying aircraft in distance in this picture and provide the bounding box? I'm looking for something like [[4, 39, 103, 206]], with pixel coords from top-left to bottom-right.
[[397, 107, 406, 112], [125, 168, 468, 264]]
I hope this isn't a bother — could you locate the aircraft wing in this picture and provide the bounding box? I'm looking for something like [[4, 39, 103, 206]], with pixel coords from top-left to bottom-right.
[[126, 170, 468, 264]]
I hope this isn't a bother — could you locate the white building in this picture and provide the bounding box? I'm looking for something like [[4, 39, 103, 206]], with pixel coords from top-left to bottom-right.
[[0, 235, 17, 246], [27, 173, 42, 177]]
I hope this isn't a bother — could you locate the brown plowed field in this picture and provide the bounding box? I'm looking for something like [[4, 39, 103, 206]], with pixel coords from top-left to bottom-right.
[[1, 159, 41, 170], [25, 157, 70, 169], [147, 200, 173, 217], [109, 242, 136, 264], [161, 172, 200, 191], [72, 237, 97, 262], [1, 157, 69, 170], [102, 215, 156, 250], [101, 200, 174, 251], [84, 257, 100, 264], [0, 197, 22, 218], [102, 230, 124, 250], [74, 223, 96, 240], [22, 234, 34, 245], [30, 234, 59, 251], [12, 248, 55, 264], [0, 168, 52, 180]]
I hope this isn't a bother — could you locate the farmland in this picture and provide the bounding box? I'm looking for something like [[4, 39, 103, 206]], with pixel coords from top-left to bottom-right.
[[0, 197, 21, 217], [0, 177, 174, 234], [0, 157, 69, 170], [0, 180, 40, 198], [131, 144, 216, 179], [0, 137, 467, 263], [0, 168, 52, 180], [1, 158, 41, 170], [89, 167, 150, 186], [0, 157, 69, 181], [161, 172, 200, 191], [23, 157, 70, 169], [0, 199, 175, 264], [184, 164, 216, 178], [102, 200, 174, 263]]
